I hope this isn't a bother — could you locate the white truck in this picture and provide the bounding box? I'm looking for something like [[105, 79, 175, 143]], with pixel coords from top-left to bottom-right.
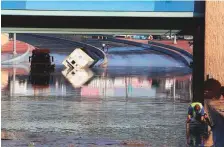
[[62, 48, 94, 69], [62, 48, 102, 69]]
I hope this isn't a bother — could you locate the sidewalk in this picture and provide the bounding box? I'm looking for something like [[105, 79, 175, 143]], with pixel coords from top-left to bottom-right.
[[1, 40, 34, 53]]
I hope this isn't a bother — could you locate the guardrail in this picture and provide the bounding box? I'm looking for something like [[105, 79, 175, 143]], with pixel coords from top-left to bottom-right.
[[1, 44, 31, 64]]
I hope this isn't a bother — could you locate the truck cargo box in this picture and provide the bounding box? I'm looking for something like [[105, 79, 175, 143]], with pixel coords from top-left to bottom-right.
[[62, 48, 95, 69], [79, 48, 101, 68]]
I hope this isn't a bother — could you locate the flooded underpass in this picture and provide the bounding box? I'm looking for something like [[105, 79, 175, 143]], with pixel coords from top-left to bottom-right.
[[1, 34, 214, 147]]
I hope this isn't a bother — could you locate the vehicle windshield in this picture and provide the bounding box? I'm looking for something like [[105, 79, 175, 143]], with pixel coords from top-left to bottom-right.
[[32, 53, 50, 63]]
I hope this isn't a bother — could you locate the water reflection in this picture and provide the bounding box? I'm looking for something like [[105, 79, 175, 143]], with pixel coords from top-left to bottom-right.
[[186, 123, 214, 147], [1, 66, 192, 102], [62, 67, 94, 88], [2, 67, 207, 146]]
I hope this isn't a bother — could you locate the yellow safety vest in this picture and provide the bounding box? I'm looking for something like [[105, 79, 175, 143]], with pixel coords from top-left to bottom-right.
[[190, 102, 203, 117]]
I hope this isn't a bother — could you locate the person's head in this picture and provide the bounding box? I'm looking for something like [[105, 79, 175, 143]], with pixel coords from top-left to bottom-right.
[[204, 78, 221, 99], [194, 104, 201, 113]]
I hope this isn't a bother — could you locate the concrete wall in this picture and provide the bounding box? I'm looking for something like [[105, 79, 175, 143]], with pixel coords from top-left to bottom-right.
[[207, 103, 224, 146], [205, 1, 224, 85], [1, 33, 9, 46]]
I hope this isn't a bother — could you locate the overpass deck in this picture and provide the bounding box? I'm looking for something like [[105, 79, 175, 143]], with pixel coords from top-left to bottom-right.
[[1, 1, 204, 17]]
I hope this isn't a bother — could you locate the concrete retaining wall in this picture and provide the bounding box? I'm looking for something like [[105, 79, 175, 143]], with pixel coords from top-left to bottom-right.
[[206, 102, 224, 147]]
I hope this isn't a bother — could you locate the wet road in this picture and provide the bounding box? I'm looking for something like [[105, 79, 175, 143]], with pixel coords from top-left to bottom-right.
[[1, 34, 213, 146]]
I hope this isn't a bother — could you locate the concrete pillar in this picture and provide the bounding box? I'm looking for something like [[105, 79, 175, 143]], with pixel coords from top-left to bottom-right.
[[173, 35, 177, 44], [193, 23, 205, 104], [13, 33, 17, 55], [205, 1, 224, 85], [170, 30, 172, 40]]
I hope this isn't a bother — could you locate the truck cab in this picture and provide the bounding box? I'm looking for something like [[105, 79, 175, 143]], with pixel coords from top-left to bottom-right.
[[29, 49, 55, 72]]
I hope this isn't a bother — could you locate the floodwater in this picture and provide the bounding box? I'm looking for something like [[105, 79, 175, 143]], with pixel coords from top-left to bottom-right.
[[1, 34, 214, 147], [1, 66, 192, 146]]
